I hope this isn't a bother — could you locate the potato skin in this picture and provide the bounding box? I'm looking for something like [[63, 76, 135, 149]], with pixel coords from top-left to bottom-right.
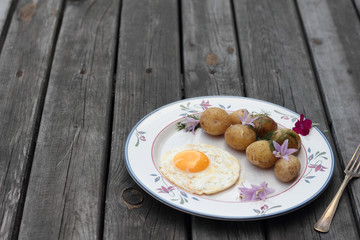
[[229, 109, 247, 125], [200, 107, 231, 136], [225, 124, 256, 151], [253, 114, 277, 138], [267, 128, 301, 155], [246, 140, 277, 168], [274, 155, 301, 182]]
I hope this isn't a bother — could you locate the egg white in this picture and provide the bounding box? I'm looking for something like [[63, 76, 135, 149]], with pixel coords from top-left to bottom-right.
[[159, 143, 241, 195]]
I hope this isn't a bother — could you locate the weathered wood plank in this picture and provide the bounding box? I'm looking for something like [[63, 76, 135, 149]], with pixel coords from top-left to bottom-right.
[[182, 0, 265, 239], [103, 0, 186, 239], [192, 218, 265, 240], [18, 0, 120, 239], [182, 0, 243, 97], [0, 0, 64, 239], [0, 0, 12, 31], [297, 0, 360, 226], [354, 0, 360, 14], [0, 0, 14, 50], [233, 0, 359, 238]]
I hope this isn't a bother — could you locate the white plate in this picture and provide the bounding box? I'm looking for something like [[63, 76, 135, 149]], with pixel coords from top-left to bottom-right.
[[125, 96, 334, 220]]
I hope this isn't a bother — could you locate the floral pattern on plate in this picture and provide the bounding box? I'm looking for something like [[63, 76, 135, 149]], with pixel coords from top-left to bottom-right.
[[125, 96, 334, 220]]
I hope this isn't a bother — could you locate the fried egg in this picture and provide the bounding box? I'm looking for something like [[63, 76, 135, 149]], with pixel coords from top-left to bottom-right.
[[159, 143, 241, 195]]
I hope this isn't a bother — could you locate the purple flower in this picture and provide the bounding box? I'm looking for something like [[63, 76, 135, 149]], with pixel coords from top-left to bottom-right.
[[239, 182, 275, 202], [272, 139, 297, 161], [238, 110, 258, 127], [182, 116, 200, 134], [292, 114, 312, 136]]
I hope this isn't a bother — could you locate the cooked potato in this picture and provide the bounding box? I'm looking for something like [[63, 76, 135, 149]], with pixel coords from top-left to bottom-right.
[[274, 155, 301, 182], [267, 128, 301, 155], [246, 140, 277, 168], [253, 114, 277, 138], [229, 109, 247, 125], [200, 107, 231, 136], [224, 124, 256, 151]]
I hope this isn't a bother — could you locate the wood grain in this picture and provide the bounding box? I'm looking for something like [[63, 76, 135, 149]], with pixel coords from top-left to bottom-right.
[[233, 0, 359, 238], [0, 0, 359, 238], [0, 0, 12, 31], [103, 0, 186, 239], [192, 218, 264, 240], [297, 0, 360, 226], [354, 0, 360, 13], [18, 0, 120, 239], [182, 0, 265, 239], [0, 0, 14, 52], [182, 0, 243, 97], [0, 0, 64, 239]]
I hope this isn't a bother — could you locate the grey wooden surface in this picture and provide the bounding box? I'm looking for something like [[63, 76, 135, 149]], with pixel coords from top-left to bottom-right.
[[234, 0, 358, 238], [0, 0, 14, 52], [18, 0, 120, 239], [103, 0, 186, 239], [0, 0, 359, 239], [0, 0, 64, 239]]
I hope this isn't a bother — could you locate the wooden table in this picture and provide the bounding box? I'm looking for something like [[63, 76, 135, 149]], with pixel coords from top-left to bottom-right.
[[1, 0, 360, 239]]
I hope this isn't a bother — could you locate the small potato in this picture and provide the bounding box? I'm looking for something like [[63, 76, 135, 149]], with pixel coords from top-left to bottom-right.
[[274, 155, 301, 182], [229, 109, 247, 125], [253, 114, 277, 138], [225, 124, 256, 151], [200, 107, 231, 136], [267, 128, 301, 155], [246, 140, 277, 168]]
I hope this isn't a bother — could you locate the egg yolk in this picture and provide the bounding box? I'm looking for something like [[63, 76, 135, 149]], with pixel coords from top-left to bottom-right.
[[173, 150, 210, 172]]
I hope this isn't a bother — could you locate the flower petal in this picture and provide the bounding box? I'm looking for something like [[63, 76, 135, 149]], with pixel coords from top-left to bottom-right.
[[258, 191, 266, 201], [300, 129, 310, 136], [259, 182, 268, 188], [243, 110, 248, 119], [285, 148, 297, 155], [265, 187, 275, 195], [273, 141, 281, 152], [237, 114, 244, 123], [303, 118, 312, 128], [281, 139, 289, 155], [292, 126, 301, 134], [249, 116, 259, 124], [239, 182, 274, 202]]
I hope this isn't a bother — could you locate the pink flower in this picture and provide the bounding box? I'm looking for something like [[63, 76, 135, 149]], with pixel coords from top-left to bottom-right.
[[309, 163, 327, 172], [272, 139, 297, 161], [292, 114, 312, 136], [239, 182, 275, 202], [238, 110, 258, 127], [200, 100, 211, 110], [140, 136, 146, 141], [157, 186, 176, 194], [261, 205, 268, 211]]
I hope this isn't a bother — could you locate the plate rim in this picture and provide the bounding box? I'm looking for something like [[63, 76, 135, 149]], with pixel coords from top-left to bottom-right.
[[124, 95, 335, 220]]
